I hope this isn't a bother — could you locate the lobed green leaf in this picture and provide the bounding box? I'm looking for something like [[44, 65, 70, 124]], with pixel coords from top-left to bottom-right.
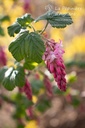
[[9, 30, 29, 61], [17, 13, 34, 27], [0, 15, 10, 22], [9, 31, 45, 63], [2, 67, 16, 90], [15, 66, 25, 87], [0, 67, 8, 83], [7, 22, 22, 37], [35, 10, 73, 28], [1, 66, 25, 91]]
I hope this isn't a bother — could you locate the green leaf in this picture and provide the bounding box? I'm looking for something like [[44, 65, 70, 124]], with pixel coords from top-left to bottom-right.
[[67, 72, 77, 83], [35, 11, 73, 28], [24, 60, 38, 70], [15, 66, 25, 87], [15, 93, 34, 108], [0, 67, 8, 83], [72, 97, 80, 107], [7, 14, 34, 37], [0, 15, 10, 22], [65, 60, 75, 67], [36, 97, 51, 112], [9, 31, 45, 63], [0, 26, 5, 36], [76, 61, 85, 68], [2, 66, 25, 90], [53, 86, 64, 95], [17, 13, 34, 27], [9, 31, 29, 61], [31, 80, 44, 95], [2, 67, 16, 90], [7, 22, 22, 37], [25, 32, 45, 63]]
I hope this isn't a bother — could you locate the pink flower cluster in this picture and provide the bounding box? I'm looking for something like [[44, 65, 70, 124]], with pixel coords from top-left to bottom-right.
[[0, 46, 7, 66], [44, 75, 53, 96], [23, 0, 31, 13], [19, 78, 32, 100], [43, 39, 66, 91], [26, 107, 33, 119]]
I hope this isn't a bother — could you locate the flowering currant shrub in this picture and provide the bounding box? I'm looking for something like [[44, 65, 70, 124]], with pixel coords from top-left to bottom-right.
[[0, 10, 73, 119]]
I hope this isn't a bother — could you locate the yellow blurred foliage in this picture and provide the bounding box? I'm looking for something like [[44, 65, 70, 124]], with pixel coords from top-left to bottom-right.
[[64, 34, 85, 60], [33, 21, 44, 31], [1, 0, 23, 21], [32, 96, 37, 103], [25, 120, 38, 128], [50, 28, 64, 41]]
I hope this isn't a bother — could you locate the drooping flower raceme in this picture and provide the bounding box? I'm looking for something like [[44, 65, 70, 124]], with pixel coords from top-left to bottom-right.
[[19, 78, 32, 100], [43, 39, 66, 91], [44, 75, 53, 96], [23, 0, 31, 13], [0, 46, 7, 66], [26, 107, 33, 119]]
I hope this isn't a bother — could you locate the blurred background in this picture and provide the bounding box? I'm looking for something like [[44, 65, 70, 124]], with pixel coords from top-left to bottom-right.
[[0, 0, 85, 128]]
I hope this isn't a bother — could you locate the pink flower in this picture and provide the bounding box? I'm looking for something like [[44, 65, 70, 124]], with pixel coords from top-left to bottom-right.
[[44, 75, 53, 97], [0, 46, 7, 66], [43, 39, 66, 91], [19, 78, 32, 100], [26, 107, 33, 119], [23, 0, 31, 13]]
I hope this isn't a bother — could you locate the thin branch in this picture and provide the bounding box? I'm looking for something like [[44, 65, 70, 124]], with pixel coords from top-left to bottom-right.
[[40, 21, 49, 34]]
